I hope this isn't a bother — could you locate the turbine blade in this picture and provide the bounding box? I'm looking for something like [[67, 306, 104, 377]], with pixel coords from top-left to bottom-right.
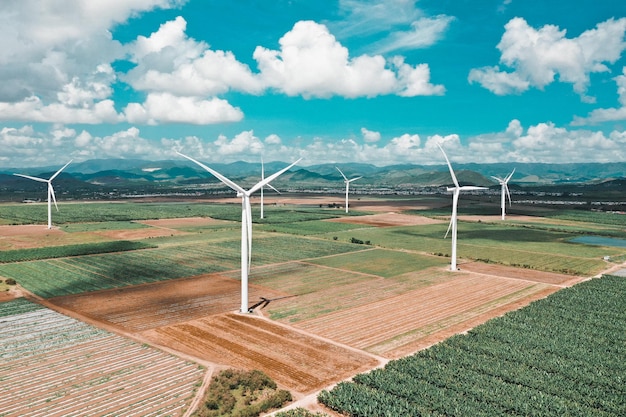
[[267, 183, 281, 194], [491, 175, 504, 183], [437, 144, 459, 188], [505, 168, 516, 182], [348, 176, 362, 183], [335, 166, 348, 181], [13, 173, 48, 183], [459, 186, 488, 191], [261, 158, 265, 180], [444, 217, 453, 239], [249, 157, 302, 195], [177, 151, 245, 194], [49, 183, 58, 211], [49, 160, 72, 181], [245, 198, 252, 272]]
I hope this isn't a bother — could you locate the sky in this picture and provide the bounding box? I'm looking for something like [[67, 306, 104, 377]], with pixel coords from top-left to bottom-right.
[[2, 0, 626, 168]]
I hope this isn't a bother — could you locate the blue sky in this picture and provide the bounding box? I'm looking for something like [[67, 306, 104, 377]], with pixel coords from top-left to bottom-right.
[[2, 0, 626, 167]]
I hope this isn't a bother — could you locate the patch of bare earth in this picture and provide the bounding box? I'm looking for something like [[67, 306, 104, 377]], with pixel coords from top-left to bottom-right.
[[292, 272, 559, 359], [0, 225, 108, 250], [138, 217, 230, 228], [50, 273, 289, 332], [326, 212, 444, 227], [92, 227, 184, 240], [459, 261, 586, 286], [140, 313, 380, 395]]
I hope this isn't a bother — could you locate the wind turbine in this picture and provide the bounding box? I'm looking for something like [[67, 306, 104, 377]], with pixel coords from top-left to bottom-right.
[[491, 169, 515, 220], [336, 167, 362, 213], [177, 152, 301, 313], [260, 158, 281, 220], [14, 160, 72, 229], [438, 145, 486, 271]]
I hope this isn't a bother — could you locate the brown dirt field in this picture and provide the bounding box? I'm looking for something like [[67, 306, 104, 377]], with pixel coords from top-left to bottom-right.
[[292, 272, 555, 358], [326, 212, 444, 227], [140, 313, 381, 394], [0, 226, 109, 250], [459, 261, 586, 286], [49, 273, 290, 332], [92, 227, 185, 240]]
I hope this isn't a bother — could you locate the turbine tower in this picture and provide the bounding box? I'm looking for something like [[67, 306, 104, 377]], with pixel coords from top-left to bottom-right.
[[336, 167, 362, 213], [14, 160, 72, 229], [491, 169, 515, 220], [177, 152, 301, 313], [260, 158, 280, 220], [438, 145, 486, 271]]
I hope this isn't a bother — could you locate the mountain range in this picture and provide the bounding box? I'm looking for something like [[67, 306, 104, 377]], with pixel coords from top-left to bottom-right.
[[1, 159, 626, 199]]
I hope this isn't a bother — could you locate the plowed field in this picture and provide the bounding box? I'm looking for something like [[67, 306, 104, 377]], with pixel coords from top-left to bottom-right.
[[141, 313, 380, 394], [50, 273, 289, 331], [293, 272, 557, 357]]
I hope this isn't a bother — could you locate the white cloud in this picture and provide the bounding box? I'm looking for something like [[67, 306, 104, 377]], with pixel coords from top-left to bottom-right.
[[371, 15, 455, 54], [572, 67, 626, 125], [254, 20, 443, 98], [6, 119, 626, 167], [469, 17, 626, 99], [0, 0, 183, 103], [361, 128, 381, 143], [125, 16, 264, 97], [124, 93, 243, 125]]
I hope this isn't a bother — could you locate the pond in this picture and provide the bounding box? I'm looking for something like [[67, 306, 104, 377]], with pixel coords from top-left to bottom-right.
[[571, 235, 626, 248]]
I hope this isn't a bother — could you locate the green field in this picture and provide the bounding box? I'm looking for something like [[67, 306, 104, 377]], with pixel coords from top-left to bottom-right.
[[0, 200, 625, 296], [319, 274, 626, 416]]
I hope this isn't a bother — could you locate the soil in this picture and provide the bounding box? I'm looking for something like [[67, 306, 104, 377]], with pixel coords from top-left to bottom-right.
[[326, 212, 444, 227]]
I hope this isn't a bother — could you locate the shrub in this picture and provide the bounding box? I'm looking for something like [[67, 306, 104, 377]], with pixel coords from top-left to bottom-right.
[[5, 278, 16, 285]]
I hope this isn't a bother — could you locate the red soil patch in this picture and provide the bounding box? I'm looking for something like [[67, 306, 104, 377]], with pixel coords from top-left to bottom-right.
[[50, 274, 289, 332], [326, 212, 444, 227], [141, 313, 380, 394], [0, 224, 64, 236], [0, 225, 107, 250]]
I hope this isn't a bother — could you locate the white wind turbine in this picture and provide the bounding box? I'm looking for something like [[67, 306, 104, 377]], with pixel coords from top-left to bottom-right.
[[177, 152, 301, 313], [14, 160, 72, 229], [336, 167, 362, 213], [491, 169, 515, 220], [260, 158, 281, 220], [438, 145, 486, 271]]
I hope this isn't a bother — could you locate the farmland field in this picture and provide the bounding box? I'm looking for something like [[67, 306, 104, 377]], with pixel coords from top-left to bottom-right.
[[0, 298, 205, 417], [1, 198, 625, 414]]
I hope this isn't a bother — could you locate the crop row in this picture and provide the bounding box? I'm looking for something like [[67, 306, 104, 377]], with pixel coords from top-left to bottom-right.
[[0, 299, 204, 416], [0, 240, 156, 263], [0, 234, 363, 298], [318, 275, 626, 416]]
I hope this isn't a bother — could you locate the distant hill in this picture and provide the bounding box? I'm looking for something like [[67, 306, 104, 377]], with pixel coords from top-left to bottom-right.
[[1, 159, 625, 199]]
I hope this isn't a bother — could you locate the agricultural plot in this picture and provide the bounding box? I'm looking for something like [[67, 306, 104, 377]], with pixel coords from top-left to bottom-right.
[[321, 222, 619, 276], [0, 299, 204, 417], [141, 313, 380, 395], [50, 273, 290, 332], [292, 272, 558, 357], [319, 274, 626, 417]]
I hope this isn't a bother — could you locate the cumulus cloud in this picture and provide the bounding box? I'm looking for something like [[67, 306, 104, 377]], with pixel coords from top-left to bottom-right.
[[6, 120, 626, 167], [469, 17, 626, 99], [254, 20, 444, 98], [572, 67, 626, 124], [361, 128, 381, 143], [124, 16, 263, 96], [124, 93, 243, 125], [0, 0, 182, 103]]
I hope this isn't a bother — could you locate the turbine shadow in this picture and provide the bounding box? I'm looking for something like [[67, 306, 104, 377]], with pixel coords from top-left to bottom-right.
[[249, 295, 296, 311]]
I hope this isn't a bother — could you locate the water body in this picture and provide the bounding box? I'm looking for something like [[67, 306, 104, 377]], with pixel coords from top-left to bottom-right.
[[571, 236, 626, 248]]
